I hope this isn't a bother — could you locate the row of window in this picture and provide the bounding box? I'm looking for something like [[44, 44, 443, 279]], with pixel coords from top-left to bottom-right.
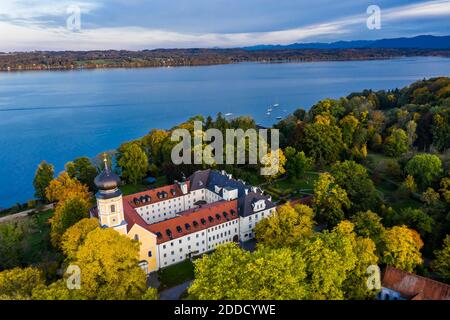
[[209, 229, 235, 241]]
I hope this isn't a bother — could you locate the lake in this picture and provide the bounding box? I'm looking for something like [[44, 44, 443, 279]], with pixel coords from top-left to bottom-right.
[[1, 57, 450, 208]]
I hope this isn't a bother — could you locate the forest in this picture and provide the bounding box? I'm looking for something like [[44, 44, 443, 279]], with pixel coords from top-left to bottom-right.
[[1, 48, 449, 71]]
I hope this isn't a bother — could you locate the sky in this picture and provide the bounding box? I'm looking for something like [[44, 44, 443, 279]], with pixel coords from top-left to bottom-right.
[[0, 0, 449, 51]]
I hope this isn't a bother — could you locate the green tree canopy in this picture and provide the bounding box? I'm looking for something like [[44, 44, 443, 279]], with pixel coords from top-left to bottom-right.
[[65, 157, 98, 191], [0, 267, 44, 300], [405, 154, 443, 189], [188, 243, 308, 300], [284, 147, 313, 180], [50, 195, 90, 248], [117, 143, 149, 184], [351, 210, 386, 256], [431, 235, 450, 280], [303, 121, 344, 166], [254, 203, 315, 248], [384, 128, 408, 157], [313, 173, 351, 227], [33, 161, 54, 201], [331, 161, 378, 213]]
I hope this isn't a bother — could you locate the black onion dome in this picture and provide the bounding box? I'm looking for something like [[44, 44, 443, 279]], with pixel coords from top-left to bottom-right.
[[95, 169, 120, 190]]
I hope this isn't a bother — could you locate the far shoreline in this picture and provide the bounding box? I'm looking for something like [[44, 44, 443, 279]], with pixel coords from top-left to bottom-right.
[[1, 48, 449, 73]]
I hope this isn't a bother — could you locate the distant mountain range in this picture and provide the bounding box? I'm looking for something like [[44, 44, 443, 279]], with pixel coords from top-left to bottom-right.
[[242, 35, 450, 51]]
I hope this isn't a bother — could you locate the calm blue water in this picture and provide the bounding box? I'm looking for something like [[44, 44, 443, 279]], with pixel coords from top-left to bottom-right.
[[1, 57, 450, 208]]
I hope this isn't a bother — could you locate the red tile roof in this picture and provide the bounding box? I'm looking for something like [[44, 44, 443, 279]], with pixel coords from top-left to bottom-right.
[[277, 196, 314, 209], [382, 266, 450, 300], [147, 200, 238, 244], [123, 182, 190, 209]]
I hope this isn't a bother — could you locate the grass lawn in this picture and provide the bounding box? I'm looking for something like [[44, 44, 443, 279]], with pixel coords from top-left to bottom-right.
[[22, 209, 58, 266], [120, 176, 169, 196], [263, 172, 319, 200], [120, 183, 148, 195], [158, 259, 195, 290]]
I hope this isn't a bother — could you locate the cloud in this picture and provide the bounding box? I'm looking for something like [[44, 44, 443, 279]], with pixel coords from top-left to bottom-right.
[[0, 0, 449, 51], [384, 0, 450, 20], [0, 0, 100, 25]]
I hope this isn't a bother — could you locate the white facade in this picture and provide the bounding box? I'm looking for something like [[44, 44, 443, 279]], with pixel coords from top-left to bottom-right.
[[156, 218, 239, 268], [239, 207, 276, 241]]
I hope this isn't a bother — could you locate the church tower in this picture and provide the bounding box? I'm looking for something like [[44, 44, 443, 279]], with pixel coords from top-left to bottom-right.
[[94, 156, 127, 234]]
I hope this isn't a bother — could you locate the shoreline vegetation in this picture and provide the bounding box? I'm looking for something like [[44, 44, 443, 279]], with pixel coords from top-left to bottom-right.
[[1, 48, 450, 72]]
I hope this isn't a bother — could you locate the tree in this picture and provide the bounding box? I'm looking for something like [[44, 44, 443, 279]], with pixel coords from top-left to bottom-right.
[[255, 203, 315, 248], [284, 147, 313, 180], [431, 235, 450, 280], [31, 279, 72, 300], [141, 288, 159, 300], [334, 222, 379, 300], [188, 243, 307, 300], [60, 218, 99, 261], [65, 157, 97, 191], [50, 195, 90, 248], [421, 188, 440, 207], [141, 129, 169, 165], [432, 113, 450, 152], [395, 208, 434, 238], [313, 173, 350, 227], [0, 221, 30, 270], [405, 154, 443, 189], [351, 211, 386, 255], [73, 228, 147, 300], [403, 175, 417, 193], [304, 122, 344, 166], [299, 221, 357, 300], [382, 225, 423, 272], [406, 120, 418, 148], [117, 143, 149, 184], [33, 161, 54, 201], [384, 128, 408, 157], [339, 114, 360, 147], [0, 267, 44, 299], [331, 161, 378, 213], [45, 172, 90, 203], [440, 174, 450, 204]]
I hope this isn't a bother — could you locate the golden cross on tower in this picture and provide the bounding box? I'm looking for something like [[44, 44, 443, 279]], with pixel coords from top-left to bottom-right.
[[103, 153, 109, 171]]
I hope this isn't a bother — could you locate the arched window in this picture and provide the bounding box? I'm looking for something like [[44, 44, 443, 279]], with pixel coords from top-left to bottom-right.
[[111, 205, 116, 213]]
